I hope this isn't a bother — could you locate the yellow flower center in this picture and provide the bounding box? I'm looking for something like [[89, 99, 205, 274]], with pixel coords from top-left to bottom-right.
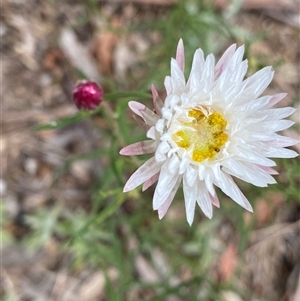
[[173, 108, 228, 163]]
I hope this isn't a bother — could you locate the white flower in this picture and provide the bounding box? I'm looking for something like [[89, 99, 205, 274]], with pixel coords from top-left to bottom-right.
[[120, 39, 298, 225]]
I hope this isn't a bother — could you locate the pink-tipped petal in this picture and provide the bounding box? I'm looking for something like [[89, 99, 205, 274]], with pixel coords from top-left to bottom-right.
[[151, 84, 159, 99], [129, 101, 159, 126], [120, 140, 156, 156], [142, 173, 159, 191], [265, 93, 287, 109], [256, 165, 279, 175], [157, 199, 171, 220], [123, 157, 162, 192], [214, 44, 237, 79], [176, 38, 185, 72], [132, 114, 150, 131], [151, 85, 164, 114], [128, 101, 145, 117], [210, 191, 220, 208]]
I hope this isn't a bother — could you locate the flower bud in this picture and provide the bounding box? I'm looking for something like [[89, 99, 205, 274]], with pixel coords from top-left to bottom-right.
[[73, 80, 103, 110]]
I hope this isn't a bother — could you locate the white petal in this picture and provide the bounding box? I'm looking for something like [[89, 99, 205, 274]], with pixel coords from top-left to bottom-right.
[[256, 107, 296, 121], [168, 155, 180, 174], [243, 131, 279, 142], [200, 54, 215, 93], [155, 141, 170, 162], [257, 144, 298, 158], [233, 148, 276, 167], [161, 107, 173, 120], [244, 132, 299, 148], [236, 96, 271, 116], [169, 94, 180, 107], [153, 161, 180, 210], [197, 181, 213, 219], [123, 157, 162, 192], [213, 165, 253, 212], [243, 66, 274, 98], [164, 76, 172, 95], [214, 47, 246, 94], [171, 58, 185, 93], [198, 164, 205, 180], [157, 140, 170, 154], [183, 173, 197, 225], [222, 63, 248, 97], [222, 159, 276, 187], [248, 120, 294, 133], [187, 48, 205, 93], [229, 45, 245, 69], [203, 169, 215, 197], [185, 165, 197, 187], [239, 116, 269, 128], [155, 150, 167, 162], [158, 176, 182, 219], [179, 155, 190, 174], [146, 126, 156, 140], [155, 119, 164, 133], [226, 60, 248, 91], [268, 135, 299, 147], [181, 93, 190, 106]]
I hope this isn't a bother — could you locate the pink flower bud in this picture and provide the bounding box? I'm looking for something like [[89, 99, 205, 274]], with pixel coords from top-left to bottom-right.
[[73, 80, 103, 110]]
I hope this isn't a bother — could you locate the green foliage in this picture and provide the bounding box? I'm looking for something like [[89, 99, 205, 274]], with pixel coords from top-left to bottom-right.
[[274, 158, 300, 203], [0, 202, 14, 245], [26, 205, 62, 249]]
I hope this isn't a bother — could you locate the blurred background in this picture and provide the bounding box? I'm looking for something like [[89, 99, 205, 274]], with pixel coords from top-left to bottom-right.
[[1, 0, 300, 300]]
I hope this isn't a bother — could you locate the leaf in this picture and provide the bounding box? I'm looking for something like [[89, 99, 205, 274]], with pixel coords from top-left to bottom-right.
[[35, 91, 150, 131], [105, 91, 151, 101], [35, 111, 89, 131]]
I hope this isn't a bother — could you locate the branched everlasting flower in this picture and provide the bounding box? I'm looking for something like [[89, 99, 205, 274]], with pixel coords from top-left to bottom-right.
[[120, 39, 298, 225]]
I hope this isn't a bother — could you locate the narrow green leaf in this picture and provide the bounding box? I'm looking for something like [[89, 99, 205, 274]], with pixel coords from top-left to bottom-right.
[[35, 111, 89, 131], [105, 91, 151, 101]]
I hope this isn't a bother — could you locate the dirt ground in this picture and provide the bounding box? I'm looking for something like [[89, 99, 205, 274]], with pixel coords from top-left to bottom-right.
[[1, 0, 300, 301]]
